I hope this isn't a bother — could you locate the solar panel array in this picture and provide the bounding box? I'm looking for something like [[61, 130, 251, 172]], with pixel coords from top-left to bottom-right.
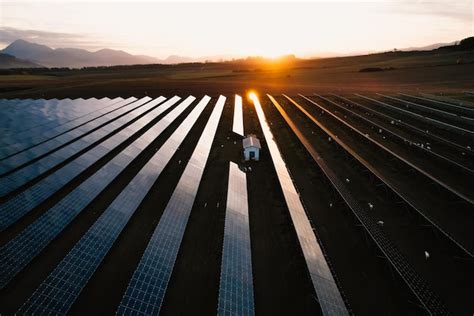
[[1, 93, 457, 314], [0, 97, 140, 174], [275, 94, 449, 315], [254, 95, 349, 315], [217, 162, 254, 316], [117, 95, 225, 315], [232, 94, 244, 136], [0, 98, 109, 142], [1, 98, 107, 137], [0, 98, 136, 159], [0, 96, 171, 231], [0, 97, 155, 195], [0, 99, 154, 196], [380, 94, 474, 124], [0, 96, 195, 288], [399, 93, 474, 116], [18, 96, 211, 314], [357, 94, 473, 138]]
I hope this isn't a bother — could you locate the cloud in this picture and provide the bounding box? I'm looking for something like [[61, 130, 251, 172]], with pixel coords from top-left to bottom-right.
[[387, 0, 473, 22], [0, 27, 118, 51]]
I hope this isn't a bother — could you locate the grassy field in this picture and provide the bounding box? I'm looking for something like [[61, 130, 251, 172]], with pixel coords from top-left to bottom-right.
[[0, 49, 473, 98], [0, 75, 58, 81]]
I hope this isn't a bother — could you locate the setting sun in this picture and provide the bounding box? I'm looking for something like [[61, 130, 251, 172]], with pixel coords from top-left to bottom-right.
[[1, 1, 471, 59], [248, 92, 258, 103]]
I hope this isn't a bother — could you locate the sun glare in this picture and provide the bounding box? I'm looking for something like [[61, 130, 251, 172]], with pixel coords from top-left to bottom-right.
[[248, 92, 258, 103]]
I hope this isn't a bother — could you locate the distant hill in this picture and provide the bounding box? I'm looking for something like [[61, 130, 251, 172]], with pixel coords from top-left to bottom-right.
[[163, 55, 196, 64], [0, 39, 160, 68], [0, 53, 43, 69], [437, 37, 474, 51], [1, 37, 473, 70], [400, 41, 457, 51]]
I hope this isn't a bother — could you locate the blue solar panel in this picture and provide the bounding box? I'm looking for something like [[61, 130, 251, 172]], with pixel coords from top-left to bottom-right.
[[0, 97, 145, 175], [0, 98, 137, 159], [117, 95, 225, 315], [0, 97, 159, 197], [0, 99, 57, 135], [0, 98, 110, 156], [0, 98, 107, 140], [218, 162, 254, 316], [0, 97, 175, 231], [0, 99, 32, 115], [0, 96, 195, 289], [18, 96, 211, 314]]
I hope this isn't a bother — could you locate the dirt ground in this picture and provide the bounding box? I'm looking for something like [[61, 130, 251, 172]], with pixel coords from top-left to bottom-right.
[[1, 53, 473, 99], [0, 91, 472, 315], [268, 95, 473, 314]]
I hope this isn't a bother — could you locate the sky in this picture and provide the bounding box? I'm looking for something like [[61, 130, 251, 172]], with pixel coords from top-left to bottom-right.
[[0, 0, 472, 59]]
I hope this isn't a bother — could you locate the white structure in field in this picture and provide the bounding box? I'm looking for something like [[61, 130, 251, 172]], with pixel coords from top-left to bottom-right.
[[243, 134, 261, 161]]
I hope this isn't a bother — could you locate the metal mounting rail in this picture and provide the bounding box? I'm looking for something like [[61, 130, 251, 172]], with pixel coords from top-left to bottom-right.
[[356, 94, 473, 139], [272, 94, 450, 315], [377, 94, 474, 127], [315, 94, 473, 174], [332, 94, 474, 154], [295, 94, 473, 256], [300, 94, 474, 205], [399, 93, 474, 115]]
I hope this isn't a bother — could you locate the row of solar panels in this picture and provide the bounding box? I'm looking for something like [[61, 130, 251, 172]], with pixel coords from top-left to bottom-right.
[[0, 98, 137, 157], [0, 94, 244, 196], [269, 95, 449, 315], [357, 94, 474, 148], [396, 93, 474, 116], [317, 94, 474, 174], [300, 94, 474, 253], [0, 96, 256, 315], [1, 94, 352, 315], [367, 94, 474, 133], [0, 98, 107, 135], [251, 95, 349, 315]]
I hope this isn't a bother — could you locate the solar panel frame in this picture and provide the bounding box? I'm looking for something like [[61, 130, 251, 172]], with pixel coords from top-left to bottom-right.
[[117, 95, 225, 316], [0, 96, 195, 289], [17, 95, 211, 315], [217, 162, 254, 316]]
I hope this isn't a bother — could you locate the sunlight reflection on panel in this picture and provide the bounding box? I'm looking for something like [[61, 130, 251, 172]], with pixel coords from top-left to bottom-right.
[[251, 94, 348, 315]]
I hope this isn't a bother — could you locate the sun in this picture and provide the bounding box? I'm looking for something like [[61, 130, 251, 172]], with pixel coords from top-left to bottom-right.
[[248, 91, 258, 103]]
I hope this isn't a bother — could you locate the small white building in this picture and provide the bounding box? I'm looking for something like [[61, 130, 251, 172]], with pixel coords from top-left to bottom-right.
[[243, 134, 261, 161]]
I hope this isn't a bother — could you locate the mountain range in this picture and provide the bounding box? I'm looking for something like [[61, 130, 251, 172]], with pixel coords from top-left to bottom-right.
[[0, 39, 163, 68], [0, 38, 471, 69], [0, 53, 43, 69]]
